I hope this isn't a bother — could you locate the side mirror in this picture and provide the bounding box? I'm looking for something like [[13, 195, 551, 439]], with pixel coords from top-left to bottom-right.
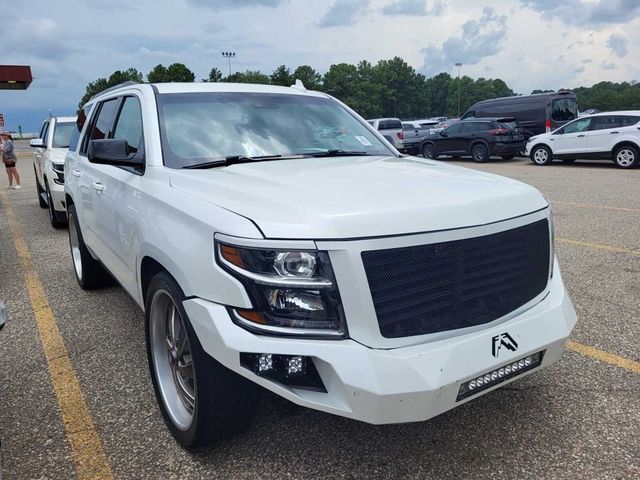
[[440, 131, 448, 137], [30, 138, 45, 148], [88, 139, 144, 168], [555, 128, 564, 135], [0, 301, 6, 331]]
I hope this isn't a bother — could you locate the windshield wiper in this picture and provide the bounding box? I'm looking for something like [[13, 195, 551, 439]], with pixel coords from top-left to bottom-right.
[[302, 149, 371, 158], [184, 154, 303, 169]]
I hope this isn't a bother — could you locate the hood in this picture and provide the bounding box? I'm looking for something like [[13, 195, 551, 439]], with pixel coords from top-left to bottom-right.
[[169, 156, 548, 239], [49, 148, 67, 163]]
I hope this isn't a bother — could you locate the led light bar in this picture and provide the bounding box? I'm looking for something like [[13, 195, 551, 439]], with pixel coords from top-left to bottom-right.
[[457, 351, 545, 401]]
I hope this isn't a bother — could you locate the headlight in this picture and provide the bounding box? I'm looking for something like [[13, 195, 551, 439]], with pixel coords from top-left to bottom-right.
[[52, 162, 65, 185], [216, 241, 346, 338]]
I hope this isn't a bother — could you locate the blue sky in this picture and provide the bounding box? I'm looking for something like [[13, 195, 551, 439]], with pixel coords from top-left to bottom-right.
[[3, 0, 639, 132]]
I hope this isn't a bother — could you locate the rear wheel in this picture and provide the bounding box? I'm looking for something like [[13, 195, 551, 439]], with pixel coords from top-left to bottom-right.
[[145, 271, 257, 447], [471, 143, 489, 163], [613, 145, 639, 169], [421, 143, 437, 159], [34, 166, 47, 208], [46, 181, 67, 229], [530, 145, 553, 165], [67, 204, 112, 289]]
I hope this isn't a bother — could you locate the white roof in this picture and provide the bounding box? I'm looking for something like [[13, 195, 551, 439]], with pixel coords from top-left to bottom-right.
[[152, 82, 328, 97], [586, 110, 640, 117]]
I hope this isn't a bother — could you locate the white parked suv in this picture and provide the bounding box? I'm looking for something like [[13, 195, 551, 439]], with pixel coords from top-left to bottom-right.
[[526, 111, 640, 168], [30, 116, 77, 227], [65, 81, 577, 447]]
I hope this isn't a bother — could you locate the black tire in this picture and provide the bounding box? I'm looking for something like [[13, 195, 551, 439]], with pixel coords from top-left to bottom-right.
[[471, 143, 489, 163], [530, 145, 553, 165], [421, 143, 437, 159], [562, 159, 576, 164], [34, 166, 47, 209], [67, 203, 112, 289], [613, 145, 639, 169], [145, 271, 257, 447], [45, 181, 67, 229], [501, 154, 516, 160]]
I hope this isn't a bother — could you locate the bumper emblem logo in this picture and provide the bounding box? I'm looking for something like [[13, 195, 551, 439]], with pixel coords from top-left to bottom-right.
[[492, 332, 518, 357]]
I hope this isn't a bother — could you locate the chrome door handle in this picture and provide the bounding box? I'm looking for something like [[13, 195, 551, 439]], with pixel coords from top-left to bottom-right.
[[91, 182, 104, 192], [72, 170, 82, 177]]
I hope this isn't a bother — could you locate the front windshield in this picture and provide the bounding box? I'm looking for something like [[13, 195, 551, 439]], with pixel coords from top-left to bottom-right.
[[157, 92, 393, 168], [52, 122, 75, 148]]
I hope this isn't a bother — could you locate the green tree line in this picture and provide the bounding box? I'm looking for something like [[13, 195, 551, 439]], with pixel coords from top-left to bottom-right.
[[79, 59, 640, 118]]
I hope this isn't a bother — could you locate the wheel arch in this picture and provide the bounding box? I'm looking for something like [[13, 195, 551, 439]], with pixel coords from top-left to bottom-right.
[[612, 140, 639, 154], [529, 143, 552, 155], [469, 139, 489, 151], [139, 248, 190, 310]]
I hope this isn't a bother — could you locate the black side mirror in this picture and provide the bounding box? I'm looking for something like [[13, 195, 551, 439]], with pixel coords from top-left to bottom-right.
[[88, 139, 144, 167]]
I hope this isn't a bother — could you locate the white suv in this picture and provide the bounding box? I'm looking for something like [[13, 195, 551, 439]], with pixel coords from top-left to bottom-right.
[[30, 116, 77, 227], [526, 111, 640, 168], [65, 82, 576, 447]]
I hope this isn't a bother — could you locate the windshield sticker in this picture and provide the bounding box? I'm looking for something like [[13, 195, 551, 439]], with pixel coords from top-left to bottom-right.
[[355, 136, 373, 146]]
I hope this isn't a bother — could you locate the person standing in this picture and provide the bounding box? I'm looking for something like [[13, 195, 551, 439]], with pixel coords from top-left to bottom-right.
[[1, 131, 21, 189]]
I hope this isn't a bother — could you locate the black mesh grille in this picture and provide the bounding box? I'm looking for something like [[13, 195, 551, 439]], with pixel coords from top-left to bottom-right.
[[362, 219, 550, 338]]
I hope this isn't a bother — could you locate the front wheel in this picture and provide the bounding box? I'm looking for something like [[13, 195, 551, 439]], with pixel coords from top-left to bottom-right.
[[471, 143, 489, 163], [67, 204, 112, 289], [421, 143, 437, 159], [146, 271, 257, 447], [613, 145, 639, 169], [530, 145, 553, 165], [46, 181, 67, 229], [34, 166, 47, 209]]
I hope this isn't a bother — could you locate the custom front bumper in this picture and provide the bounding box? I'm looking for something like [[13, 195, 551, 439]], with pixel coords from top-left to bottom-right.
[[185, 259, 576, 425]]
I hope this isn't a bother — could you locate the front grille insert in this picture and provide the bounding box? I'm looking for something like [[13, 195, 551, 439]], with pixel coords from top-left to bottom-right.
[[361, 219, 550, 338]]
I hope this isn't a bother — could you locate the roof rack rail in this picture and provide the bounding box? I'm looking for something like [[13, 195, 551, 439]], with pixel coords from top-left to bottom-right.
[[89, 81, 139, 101]]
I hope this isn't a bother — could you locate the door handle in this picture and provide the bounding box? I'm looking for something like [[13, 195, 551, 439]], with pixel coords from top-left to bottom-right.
[[91, 182, 104, 192], [577, 134, 585, 137], [610, 131, 619, 134], [72, 170, 82, 177]]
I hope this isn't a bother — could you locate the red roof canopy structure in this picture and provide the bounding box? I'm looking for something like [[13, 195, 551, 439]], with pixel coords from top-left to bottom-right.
[[0, 65, 33, 90]]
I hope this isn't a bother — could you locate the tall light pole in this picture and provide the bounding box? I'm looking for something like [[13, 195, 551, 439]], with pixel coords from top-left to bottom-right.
[[222, 51, 236, 76], [455, 63, 462, 117]]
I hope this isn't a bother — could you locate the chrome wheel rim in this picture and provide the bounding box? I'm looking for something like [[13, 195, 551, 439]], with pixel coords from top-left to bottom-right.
[[533, 148, 549, 164], [616, 149, 634, 167], [150, 289, 195, 430], [68, 213, 83, 280], [473, 146, 486, 161]]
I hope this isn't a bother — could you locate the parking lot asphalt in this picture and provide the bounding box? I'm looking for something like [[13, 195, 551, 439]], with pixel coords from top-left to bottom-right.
[[0, 152, 638, 479]]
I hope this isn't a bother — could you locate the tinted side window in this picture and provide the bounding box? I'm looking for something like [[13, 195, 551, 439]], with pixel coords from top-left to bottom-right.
[[619, 115, 640, 126], [69, 104, 92, 152], [113, 97, 144, 153], [41, 122, 50, 144], [39, 121, 48, 140], [446, 123, 463, 135], [590, 116, 621, 131], [90, 99, 120, 141]]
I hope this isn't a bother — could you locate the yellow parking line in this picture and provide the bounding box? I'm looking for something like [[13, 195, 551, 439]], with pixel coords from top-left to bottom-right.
[[0, 191, 114, 480], [566, 341, 640, 374], [556, 237, 640, 257], [552, 200, 640, 214]]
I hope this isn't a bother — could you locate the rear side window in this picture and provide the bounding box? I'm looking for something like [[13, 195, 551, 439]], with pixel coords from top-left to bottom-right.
[[552, 98, 577, 122], [590, 116, 621, 131], [379, 120, 402, 130], [69, 105, 92, 152], [619, 115, 640, 126]]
